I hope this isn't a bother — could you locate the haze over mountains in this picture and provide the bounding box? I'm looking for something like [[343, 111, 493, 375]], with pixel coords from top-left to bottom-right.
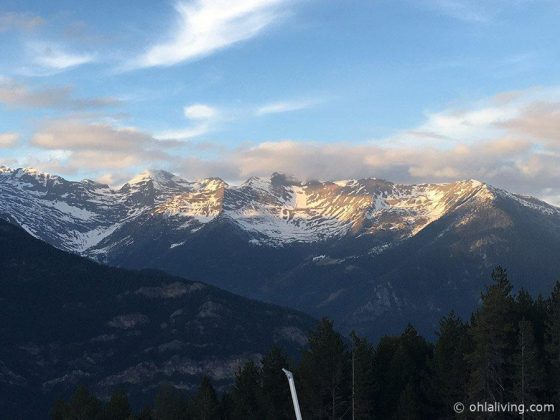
[[2, 165, 560, 338]]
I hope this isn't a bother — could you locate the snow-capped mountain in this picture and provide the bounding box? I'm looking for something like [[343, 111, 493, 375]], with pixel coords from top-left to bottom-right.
[[3, 165, 560, 339], [3, 166, 550, 254]]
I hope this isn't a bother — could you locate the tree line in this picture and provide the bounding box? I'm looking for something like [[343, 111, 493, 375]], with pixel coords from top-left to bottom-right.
[[52, 267, 560, 419]]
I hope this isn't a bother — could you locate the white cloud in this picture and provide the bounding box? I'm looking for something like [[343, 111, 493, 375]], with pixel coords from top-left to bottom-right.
[[156, 125, 210, 140], [384, 86, 560, 148], [0, 132, 19, 148], [28, 42, 94, 71], [157, 103, 218, 140], [132, 0, 287, 68], [184, 103, 217, 119], [256, 99, 318, 116]]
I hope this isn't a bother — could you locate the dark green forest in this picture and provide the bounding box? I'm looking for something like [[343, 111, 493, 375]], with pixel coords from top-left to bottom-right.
[[52, 267, 560, 419]]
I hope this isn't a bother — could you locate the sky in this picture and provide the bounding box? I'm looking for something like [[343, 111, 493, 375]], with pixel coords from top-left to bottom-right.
[[1, 0, 560, 203]]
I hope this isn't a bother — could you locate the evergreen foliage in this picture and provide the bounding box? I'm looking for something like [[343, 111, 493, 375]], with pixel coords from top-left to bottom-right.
[[191, 376, 220, 420], [467, 266, 515, 402], [231, 361, 264, 420], [546, 281, 560, 404], [261, 347, 293, 419], [51, 267, 560, 419], [514, 318, 545, 409], [298, 318, 351, 419], [350, 332, 376, 419], [100, 389, 132, 420], [432, 311, 471, 417]]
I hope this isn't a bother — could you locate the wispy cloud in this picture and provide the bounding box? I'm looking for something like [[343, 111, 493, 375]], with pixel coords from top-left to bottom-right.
[[424, 0, 490, 23], [132, 0, 288, 69], [157, 103, 219, 140], [419, 0, 537, 24], [28, 42, 94, 72], [256, 98, 320, 116], [0, 132, 19, 148], [0, 11, 44, 32], [156, 125, 210, 141], [0, 78, 121, 109]]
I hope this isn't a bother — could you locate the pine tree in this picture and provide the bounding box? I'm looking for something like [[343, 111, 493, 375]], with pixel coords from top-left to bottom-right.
[[191, 376, 220, 420], [514, 289, 549, 349], [137, 405, 154, 420], [372, 336, 400, 417], [261, 347, 293, 419], [153, 384, 189, 420], [350, 331, 376, 419], [298, 318, 350, 419], [432, 312, 471, 417], [389, 325, 433, 419], [50, 398, 68, 420], [396, 382, 421, 420], [231, 360, 264, 420], [100, 389, 131, 420], [514, 318, 545, 410], [515, 289, 534, 319], [65, 385, 102, 420], [546, 281, 560, 404], [219, 392, 235, 420], [467, 266, 515, 402]]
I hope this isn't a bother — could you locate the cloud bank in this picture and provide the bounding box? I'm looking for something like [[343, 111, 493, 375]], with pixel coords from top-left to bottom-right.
[[0, 132, 19, 148], [27, 118, 181, 185], [21, 86, 560, 205], [170, 87, 560, 204]]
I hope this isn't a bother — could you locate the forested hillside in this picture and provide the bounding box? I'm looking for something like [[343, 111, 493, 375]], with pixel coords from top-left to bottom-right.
[[0, 220, 315, 419], [52, 267, 560, 419]]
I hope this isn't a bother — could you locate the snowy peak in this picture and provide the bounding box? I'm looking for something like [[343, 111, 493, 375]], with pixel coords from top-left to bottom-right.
[[154, 177, 226, 222], [1, 166, 557, 255], [219, 175, 498, 244], [0, 166, 65, 189], [125, 169, 182, 187]]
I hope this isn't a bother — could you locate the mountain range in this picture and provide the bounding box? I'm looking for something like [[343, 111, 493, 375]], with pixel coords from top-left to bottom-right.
[[2, 165, 560, 338]]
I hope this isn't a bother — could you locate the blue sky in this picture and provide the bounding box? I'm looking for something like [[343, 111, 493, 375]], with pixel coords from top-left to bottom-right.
[[1, 0, 560, 202]]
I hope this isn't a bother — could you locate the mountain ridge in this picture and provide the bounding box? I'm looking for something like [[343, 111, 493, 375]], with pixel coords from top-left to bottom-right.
[[3, 165, 555, 254], [3, 165, 560, 339]]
